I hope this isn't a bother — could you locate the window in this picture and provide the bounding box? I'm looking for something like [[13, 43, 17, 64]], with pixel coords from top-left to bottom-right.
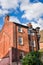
[[18, 37, 23, 45], [31, 33, 35, 36], [18, 26, 22, 32], [28, 28, 35, 36], [19, 52, 24, 59], [28, 28, 32, 34]]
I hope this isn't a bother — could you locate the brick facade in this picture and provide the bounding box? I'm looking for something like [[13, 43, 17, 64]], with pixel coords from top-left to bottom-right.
[[0, 15, 40, 62]]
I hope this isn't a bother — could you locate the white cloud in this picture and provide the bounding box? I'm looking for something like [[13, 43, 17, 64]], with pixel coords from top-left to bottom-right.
[[19, 0, 29, 5], [37, 18, 43, 30], [0, 0, 19, 16], [0, 0, 43, 19], [0, 0, 43, 30], [0, 9, 9, 16], [0, 0, 19, 9], [9, 16, 20, 23], [20, 0, 43, 30], [31, 22, 40, 28], [20, 2, 43, 20], [9, 16, 27, 26], [31, 18, 43, 30]]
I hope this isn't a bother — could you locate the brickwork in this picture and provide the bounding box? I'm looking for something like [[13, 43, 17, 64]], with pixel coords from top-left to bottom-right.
[[0, 15, 40, 64]]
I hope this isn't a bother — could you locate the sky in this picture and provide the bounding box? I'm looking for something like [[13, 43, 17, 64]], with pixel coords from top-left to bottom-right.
[[0, 0, 43, 30]]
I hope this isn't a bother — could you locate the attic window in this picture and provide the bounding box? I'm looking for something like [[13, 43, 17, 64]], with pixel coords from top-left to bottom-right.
[[18, 26, 22, 32]]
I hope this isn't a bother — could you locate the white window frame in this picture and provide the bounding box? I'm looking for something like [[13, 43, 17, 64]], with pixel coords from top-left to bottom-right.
[[31, 33, 35, 36], [18, 26, 22, 32], [20, 52, 25, 58], [19, 37, 23, 45]]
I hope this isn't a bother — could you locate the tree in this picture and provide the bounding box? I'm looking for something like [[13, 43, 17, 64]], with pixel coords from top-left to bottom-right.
[[21, 51, 43, 65]]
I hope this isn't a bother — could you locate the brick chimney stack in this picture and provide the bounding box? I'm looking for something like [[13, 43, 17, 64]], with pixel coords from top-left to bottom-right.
[[5, 15, 9, 23], [27, 23, 32, 28]]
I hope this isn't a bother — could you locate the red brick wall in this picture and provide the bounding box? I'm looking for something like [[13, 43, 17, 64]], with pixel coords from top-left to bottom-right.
[[0, 16, 14, 58], [0, 16, 39, 59], [13, 24, 30, 53]]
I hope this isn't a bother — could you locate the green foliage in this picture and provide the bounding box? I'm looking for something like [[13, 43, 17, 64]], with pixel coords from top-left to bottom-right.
[[21, 51, 43, 65]]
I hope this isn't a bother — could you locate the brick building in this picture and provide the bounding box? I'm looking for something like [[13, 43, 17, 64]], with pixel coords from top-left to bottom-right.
[[0, 15, 40, 64], [40, 30, 43, 49]]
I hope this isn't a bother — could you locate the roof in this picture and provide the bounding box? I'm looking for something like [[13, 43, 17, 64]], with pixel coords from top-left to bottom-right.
[[13, 22, 28, 28]]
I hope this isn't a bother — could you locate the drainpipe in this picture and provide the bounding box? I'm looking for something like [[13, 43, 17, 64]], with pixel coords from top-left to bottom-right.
[[15, 24, 18, 65]]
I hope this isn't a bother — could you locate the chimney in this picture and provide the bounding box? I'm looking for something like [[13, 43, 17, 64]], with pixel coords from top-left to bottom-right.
[[5, 15, 9, 23], [36, 27, 40, 33], [27, 23, 32, 28]]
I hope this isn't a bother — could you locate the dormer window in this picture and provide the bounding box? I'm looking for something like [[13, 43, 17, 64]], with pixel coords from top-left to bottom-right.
[[18, 26, 22, 32]]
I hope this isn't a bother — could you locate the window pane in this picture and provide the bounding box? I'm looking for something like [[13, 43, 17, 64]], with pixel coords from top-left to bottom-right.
[[18, 26, 22, 32], [28, 28, 32, 34], [31, 33, 35, 36], [19, 52, 24, 59], [19, 37, 23, 45]]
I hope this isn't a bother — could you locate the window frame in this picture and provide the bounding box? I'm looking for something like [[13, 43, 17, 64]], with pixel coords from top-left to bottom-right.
[[18, 36, 23, 45], [18, 26, 22, 32], [33, 40, 36, 47]]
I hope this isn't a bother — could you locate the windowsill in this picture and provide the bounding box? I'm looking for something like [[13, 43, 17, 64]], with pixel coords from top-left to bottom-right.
[[18, 31, 24, 34], [19, 31, 22, 33], [34, 47, 36, 48], [19, 43, 24, 46]]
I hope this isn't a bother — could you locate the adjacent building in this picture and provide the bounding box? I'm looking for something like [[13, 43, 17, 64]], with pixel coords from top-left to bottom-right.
[[0, 15, 40, 63], [40, 30, 43, 49]]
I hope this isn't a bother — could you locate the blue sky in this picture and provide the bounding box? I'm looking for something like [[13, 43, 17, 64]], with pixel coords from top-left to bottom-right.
[[0, 0, 43, 30]]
